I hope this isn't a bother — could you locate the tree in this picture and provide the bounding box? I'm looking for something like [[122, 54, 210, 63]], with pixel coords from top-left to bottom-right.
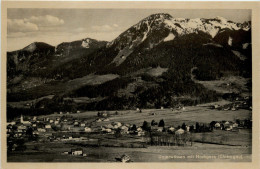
[[115, 128, 122, 138], [131, 124, 137, 131], [158, 119, 165, 127], [196, 122, 200, 132], [26, 127, 34, 140], [181, 123, 186, 130], [151, 120, 157, 126], [142, 121, 150, 131]]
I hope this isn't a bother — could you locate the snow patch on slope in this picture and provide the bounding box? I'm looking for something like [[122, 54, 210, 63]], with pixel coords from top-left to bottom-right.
[[142, 21, 151, 42], [82, 39, 90, 48], [163, 33, 175, 42], [228, 36, 233, 46]]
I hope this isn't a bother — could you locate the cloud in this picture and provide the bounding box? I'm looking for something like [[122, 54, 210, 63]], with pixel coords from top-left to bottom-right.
[[24, 15, 64, 27], [7, 19, 39, 33], [92, 24, 120, 32], [72, 27, 86, 33], [113, 24, 119, 27], [7, 32, 27, 38]]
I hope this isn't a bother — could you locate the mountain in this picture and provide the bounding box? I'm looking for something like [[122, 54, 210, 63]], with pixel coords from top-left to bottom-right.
[[7, 13, 252, 119], [7, 39, 107, 93]]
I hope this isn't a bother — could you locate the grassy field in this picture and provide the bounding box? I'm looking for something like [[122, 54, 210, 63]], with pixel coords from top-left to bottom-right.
[[8, 141, 251, 162], [40, 101, 252, 127]]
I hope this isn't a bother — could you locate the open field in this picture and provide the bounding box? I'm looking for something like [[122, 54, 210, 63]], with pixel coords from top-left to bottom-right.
[[40, 101, 252, 127], [7, 141, 251, 162]]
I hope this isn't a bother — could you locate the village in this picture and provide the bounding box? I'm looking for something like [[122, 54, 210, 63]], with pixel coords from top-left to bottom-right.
[[6, 96, 252, 162]]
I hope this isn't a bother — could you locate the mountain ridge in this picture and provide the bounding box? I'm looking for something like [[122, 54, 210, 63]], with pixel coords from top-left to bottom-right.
[[7, 13, 252, 118]]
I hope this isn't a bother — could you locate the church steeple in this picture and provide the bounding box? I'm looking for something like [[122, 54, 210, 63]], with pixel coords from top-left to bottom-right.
[[20, 114, 23, 123]]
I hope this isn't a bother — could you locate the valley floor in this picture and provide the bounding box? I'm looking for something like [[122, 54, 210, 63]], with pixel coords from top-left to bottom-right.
[[7, 100, 252, 162]]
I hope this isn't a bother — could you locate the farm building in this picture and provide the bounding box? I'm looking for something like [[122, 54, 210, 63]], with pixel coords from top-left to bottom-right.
[[175, 128, 185, 135], [71, 149, 83, 156], [84, 127, 92, 132]]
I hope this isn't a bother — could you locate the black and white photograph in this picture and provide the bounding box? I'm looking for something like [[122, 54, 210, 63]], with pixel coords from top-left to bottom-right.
[[4, 6, 255, 163]]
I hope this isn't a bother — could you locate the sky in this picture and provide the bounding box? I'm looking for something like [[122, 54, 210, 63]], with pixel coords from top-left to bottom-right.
[[7, 9, 251, 51]]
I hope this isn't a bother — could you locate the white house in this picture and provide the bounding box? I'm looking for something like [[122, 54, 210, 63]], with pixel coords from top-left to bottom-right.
[[84, 127, 92, 132], [137, 131, 145, 136], [215, 122, 221, 128], [104, 128, 112, 133], [45, 124, 51, 129], [137, 127, 143, 132], [103, 118, 110, 122], [175, 128, 185, 135], [71, 149, 83, 156], [37, 128, 46, 132], [168, 127, 175, 132], [20, 114, 31, 125], [80, 123, 86, 127]]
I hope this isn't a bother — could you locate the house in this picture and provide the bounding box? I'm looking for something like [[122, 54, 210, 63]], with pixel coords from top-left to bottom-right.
[[45, 124, 51, 129], [137, 127, 143, 132], [32, 116, 37, 121], [54, 120, 59, 125], [106, 124, 114, 129], [137, 131, 145, 136], [215, 122, 221, 129], [168, 127, 175, 132], [50, 119, 54, 123], [214, 104, 220, 109], [104, 128, 112, 133], [77, 110, 81, 113], [157, 127, 164, 132], [97, 112, 108, 117], [96, 119, 102, 122], [33, 131, 39, 135], [103, 118, 110, 122], [80, 123, 86, 127], [84, 127, 92, 132], [120, 126, 129, 134], [37, 128, 46, 132], [175, 128, 185, 135], [224, 121, 231, 128], [231, 123, 239, 131], [71, 149, 83, 156], [6, 121, 16, 125], [44, 118, 50, 122], [17, 124, 27, 130], [20, 114, 31, 125], [74, 121, 79, 126], [113, 122, 122, 128]]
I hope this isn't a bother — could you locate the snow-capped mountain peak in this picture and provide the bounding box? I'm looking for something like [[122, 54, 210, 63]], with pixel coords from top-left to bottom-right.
[[106, 13, 251, 66]]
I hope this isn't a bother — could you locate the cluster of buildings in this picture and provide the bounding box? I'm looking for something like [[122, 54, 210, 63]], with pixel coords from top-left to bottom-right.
[[211, 96, 252, 111]]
